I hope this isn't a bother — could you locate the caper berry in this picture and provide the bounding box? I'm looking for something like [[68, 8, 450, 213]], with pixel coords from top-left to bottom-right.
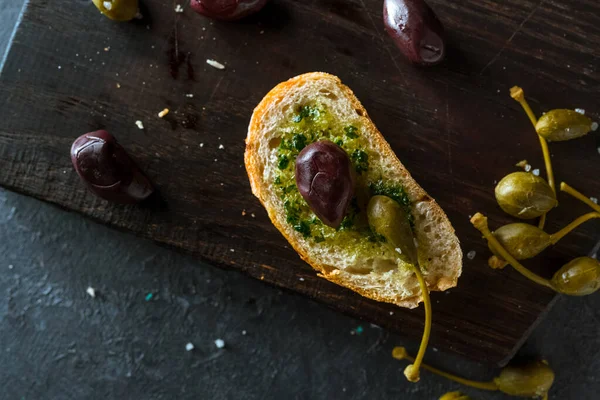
[[367, 195, 417, 264], [536, 109, 593, 142], [92, 0, 139, 21], [494, 361, 554, 397], [439, 392, 471, 400], [495, 172, 557, 219], [295, 141, 355, 228], [491, 223, 551, 261], [551, 256, 600, 296]]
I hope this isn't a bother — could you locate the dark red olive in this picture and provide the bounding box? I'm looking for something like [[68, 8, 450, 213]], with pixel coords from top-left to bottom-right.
[[190, 0, 269, 21], [295, 141, 355, 228], [70, 130, 154, 204], [383, 0, 446, 65]]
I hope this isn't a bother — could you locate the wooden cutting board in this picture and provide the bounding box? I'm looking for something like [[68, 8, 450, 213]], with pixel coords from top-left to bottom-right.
[[1, 0, 599, 366]]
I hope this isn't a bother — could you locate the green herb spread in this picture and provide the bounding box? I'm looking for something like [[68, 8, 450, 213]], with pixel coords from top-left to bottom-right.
[[273, 102, 413, 258]]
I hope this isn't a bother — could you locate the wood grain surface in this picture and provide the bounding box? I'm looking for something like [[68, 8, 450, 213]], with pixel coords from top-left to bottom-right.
[[1, 0, 599, 365]]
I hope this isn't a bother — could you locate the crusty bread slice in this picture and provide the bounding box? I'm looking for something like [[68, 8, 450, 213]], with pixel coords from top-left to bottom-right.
[[245, 72, 462, 308]]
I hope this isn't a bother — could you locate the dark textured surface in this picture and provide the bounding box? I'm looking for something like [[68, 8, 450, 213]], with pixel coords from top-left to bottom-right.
[[6, 0, 600, 366], [0, 1, 599, 398]]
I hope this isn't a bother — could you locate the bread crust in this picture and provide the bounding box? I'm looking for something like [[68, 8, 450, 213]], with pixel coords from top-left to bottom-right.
[[245, 72, 462, 308]]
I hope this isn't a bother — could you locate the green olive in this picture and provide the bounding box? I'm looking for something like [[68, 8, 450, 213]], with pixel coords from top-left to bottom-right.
[[551, 256, 600, 296], [367, 195, 417, 264], [536, 109, 593, 142], [490, 223, 550, 261], [439, 392, 472, 400], [495, 172, 557, 219], [92, 0, 139, 21], [494, 361, 554, 397]]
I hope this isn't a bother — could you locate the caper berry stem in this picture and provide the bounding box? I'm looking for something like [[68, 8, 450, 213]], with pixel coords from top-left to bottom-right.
[[560, 182, 600, 214], [549, 212, 600, 244], [403, 263, 432, 383], [510, 86, 556, 226], [470, 213, 554, 289], [392, 347, 499, 391]]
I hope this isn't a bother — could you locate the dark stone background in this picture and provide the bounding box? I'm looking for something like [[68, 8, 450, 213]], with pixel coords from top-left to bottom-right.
[[1, 2, 598, 399]]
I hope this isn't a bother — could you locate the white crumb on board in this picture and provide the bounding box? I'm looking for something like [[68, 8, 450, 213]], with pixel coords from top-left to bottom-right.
[[185, 342, 194, 351], [206, 59, 225, 70], [214, 339, 225, 349], [532, 169, 540, 176], [135, 120, 144, 129], [175, 4, 184, 13], [86, 287, 96, 298]]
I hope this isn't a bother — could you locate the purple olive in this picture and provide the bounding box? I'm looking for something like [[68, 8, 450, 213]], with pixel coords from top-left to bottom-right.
[[295, 141, 355, 228], [70, 130, 154, 204], [383, 0, 446, 65], [190, 0, 269, 21]]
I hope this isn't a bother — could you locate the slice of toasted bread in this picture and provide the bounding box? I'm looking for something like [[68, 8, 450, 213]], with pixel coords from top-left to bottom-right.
[[245, 72, 462, 308]]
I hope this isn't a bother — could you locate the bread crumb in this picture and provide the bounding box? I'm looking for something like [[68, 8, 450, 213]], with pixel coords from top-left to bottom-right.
[[158, 108, 169, 118], [214, 339, 225, 349], [206, 59, 225, 70], [575, 108, 585, 115], [591, 197, 598, 204], [175, 4, 184, 13], [467, 250, 476, 260], [532, 169, 540, 176], [515, 159, 528, 168], [135, 120, 144, 129], [185, 342, 194, 351], [86, 287, 96, 298]]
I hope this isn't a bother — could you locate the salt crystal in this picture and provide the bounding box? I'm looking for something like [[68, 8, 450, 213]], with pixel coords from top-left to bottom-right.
[[218, 144, 224, 149], [186, 93, 194, 98], [575, 108, 585, 115], [103, 1, 112, 10], [524, 164, 532, 172], [206, 59, 225, 70], [389, 311, 394, 315], [200, 143, 204, 147], [86, 287, 96, 298], [214, 339, 225, 349], [230, 249, 235, 252], [57, 66, 61, 69], [251, 213, 256, 218], [185, 342, 194, 351], [175, 4, 184, 13], [242, 330, 247, 335], [591, 197, 598, 204], [467, 250, 476, 260], [8, 265, 13, 269], [532, 169, 540, 176], [299, 277, 305, 281], [592, 122, 598, 131], [135, 120, 144, 130]]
